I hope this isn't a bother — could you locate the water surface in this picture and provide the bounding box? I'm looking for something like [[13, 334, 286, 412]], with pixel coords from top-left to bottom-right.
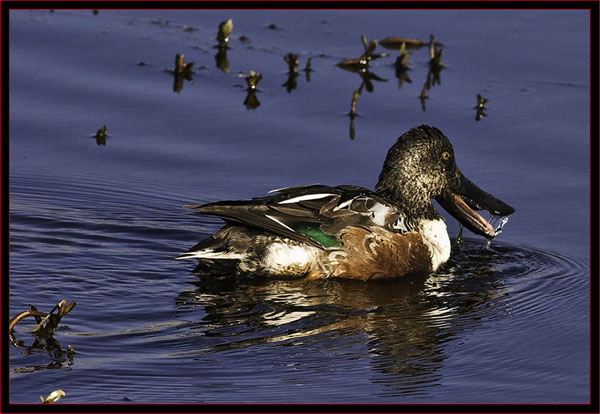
[[9, 9, 590, 404]]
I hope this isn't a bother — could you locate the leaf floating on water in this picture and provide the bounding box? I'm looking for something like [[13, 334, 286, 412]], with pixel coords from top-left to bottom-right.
[[379, 37, 426, 50], [41, 389, 65, 404]]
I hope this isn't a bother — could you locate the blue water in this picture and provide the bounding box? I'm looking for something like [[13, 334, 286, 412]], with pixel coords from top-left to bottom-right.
[[9, 9, 590, 404]]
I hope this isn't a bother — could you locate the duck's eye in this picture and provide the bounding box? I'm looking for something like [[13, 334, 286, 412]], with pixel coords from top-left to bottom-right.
[[442, 151, 451, 160]]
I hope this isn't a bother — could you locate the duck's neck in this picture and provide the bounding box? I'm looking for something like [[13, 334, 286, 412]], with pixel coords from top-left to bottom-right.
[[375, 180, 440, 222]]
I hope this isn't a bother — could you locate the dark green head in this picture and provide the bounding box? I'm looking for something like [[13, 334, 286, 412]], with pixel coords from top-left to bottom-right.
[[376, 125, 515, 238]]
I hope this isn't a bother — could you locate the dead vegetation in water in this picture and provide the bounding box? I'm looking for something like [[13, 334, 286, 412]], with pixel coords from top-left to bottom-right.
[[10, 300, 76, 377], [240, 70, 263, 110], [475, 94, 489, 121], [419, 35, 445, 111], [128, 16, 488, 137]]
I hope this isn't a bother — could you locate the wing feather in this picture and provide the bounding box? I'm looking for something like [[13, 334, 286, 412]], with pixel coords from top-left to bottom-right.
[[185, 185, 407, 248]]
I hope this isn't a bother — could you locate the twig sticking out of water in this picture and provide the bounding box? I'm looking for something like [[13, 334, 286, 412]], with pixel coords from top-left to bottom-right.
[[94, 125, 107, 146], [10, 300, 77, 370], [171, 54, 195, 92], [217, 19, 233, 44], [419, 34, 445, 111], [239, 70, 263, 110], [10, 300, 75, 345], [9, 299, 76, 335], [475, 94, 489, 121], [244, 70, 263, 90], [284, 53, 299, 74], [282, 54, 300, 92], [337, 35, 386, 71], [174, 54, 194, 74], [394, 42, 413, 88], [428, 34, 444, 69]]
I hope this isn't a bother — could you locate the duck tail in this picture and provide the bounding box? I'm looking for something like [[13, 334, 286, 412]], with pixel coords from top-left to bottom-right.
[[176, 225, 249, 261]]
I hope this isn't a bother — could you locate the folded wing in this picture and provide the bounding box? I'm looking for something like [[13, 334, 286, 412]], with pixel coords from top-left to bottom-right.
[[185, 185, 408, 249]]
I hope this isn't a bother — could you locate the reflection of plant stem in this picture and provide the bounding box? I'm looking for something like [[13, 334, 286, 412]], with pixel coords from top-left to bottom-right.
[[303, 57, 313, 82], [419, 74, 430, 111], [453, 225, 464, 250], [349, 116, 356, 140], [215, 45, 229, 73], [243, 90, 260, 110], [348, 90, 359, 140], [418, 36, 444, 112]]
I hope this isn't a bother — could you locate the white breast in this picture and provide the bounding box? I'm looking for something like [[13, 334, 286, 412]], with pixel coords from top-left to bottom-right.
[[419, 219, 451, 271]]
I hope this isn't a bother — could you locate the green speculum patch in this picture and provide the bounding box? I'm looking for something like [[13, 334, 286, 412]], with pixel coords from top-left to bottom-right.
[[297, 226, 339, 248]]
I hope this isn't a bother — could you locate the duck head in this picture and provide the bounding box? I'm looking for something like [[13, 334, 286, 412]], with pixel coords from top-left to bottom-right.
[[376, 125, 515, 238]]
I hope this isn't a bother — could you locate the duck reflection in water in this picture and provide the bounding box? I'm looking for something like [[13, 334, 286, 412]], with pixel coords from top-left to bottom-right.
[[175, 240, 511, 396]]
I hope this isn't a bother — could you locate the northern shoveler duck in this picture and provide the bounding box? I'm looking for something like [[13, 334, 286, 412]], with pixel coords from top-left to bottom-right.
[[177, 125, 515, 280]]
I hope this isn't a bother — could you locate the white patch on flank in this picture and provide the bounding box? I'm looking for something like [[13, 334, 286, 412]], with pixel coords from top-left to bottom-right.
[[419, 219, 451, 271], [278, 193, 335, 204], [262, 243, 319, 275], [175, 249, 246, 260], [369, 203, 391, 226]]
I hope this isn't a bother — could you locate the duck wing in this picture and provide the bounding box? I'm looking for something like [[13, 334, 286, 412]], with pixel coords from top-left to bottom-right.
[[185, 185, 409, 249]]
